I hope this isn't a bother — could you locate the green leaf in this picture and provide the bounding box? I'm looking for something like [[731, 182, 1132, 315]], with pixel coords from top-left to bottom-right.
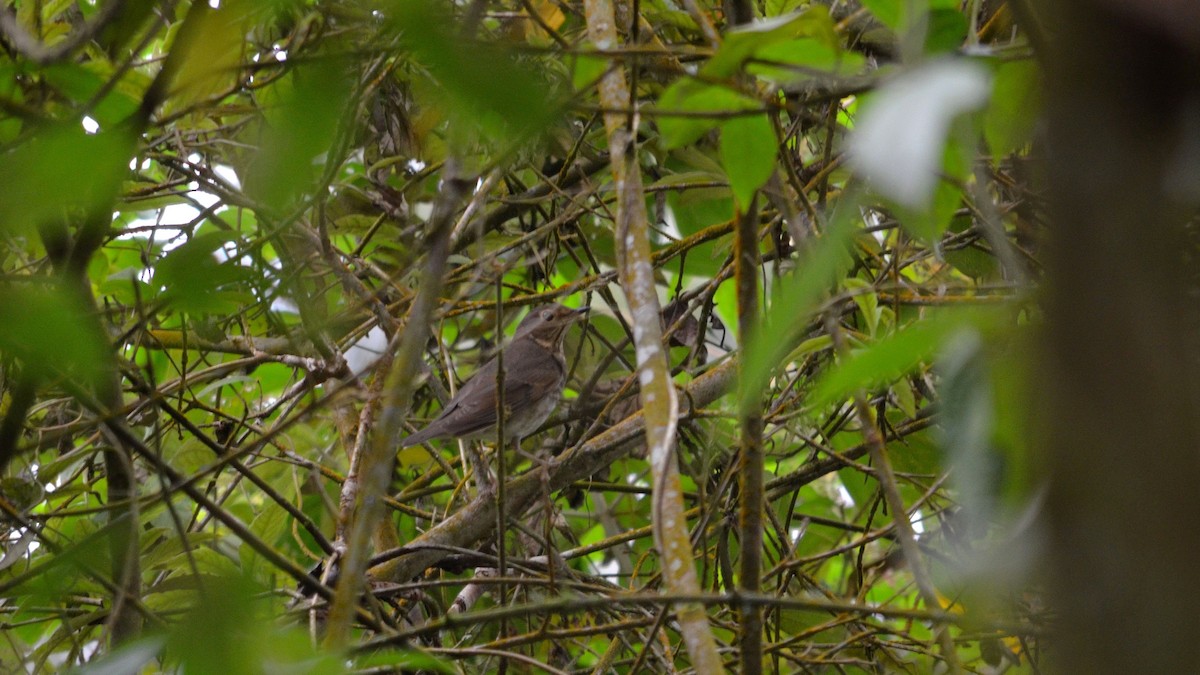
[[155, 231, 255, 314], [164, 0, 254, 115], [164, 575, 261, 674], [944, 213, 999, 279], [765, 0, 806, 18], [808, 310, 980, 410], [859, 0, 902, 31], [41, 61, 143, 126], [0, 63, 22, 143], [0, 123, 134, 236], [356, 650, 457, 673], [936, 330, 1001, 534], [387, 0, 560, 145], [985, 59, 1040, 156], [720, 114, 777, 209], [746, 38, 866, 85], [742, 194, 860, 408], [0, 283, 112, 388], [702, 7, 837, 78], [657, 80, 762, 149], [245, 57, 354, 211], [924, 7, 969, 53], [893, 377, 918, 417], [572, 52, 608, 92], [838, 465, 875, 507], [844, 277, 881, 336]]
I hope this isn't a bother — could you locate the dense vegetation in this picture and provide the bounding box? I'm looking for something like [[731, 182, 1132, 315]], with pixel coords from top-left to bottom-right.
[[0, 0, 1061, 671]]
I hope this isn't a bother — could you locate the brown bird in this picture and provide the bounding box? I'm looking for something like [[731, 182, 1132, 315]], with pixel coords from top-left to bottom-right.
[[400, 304, 589, 448]]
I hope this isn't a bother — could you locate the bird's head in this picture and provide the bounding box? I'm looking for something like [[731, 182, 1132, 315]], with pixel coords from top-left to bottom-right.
[[516, 304, 590, 349]]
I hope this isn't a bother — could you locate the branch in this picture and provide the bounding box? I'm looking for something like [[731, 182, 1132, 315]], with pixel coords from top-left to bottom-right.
[[323, 161, 468, 645], [581, 0, 722, 668], [0, 1, 127, 66], [367, 357, 736, 583]]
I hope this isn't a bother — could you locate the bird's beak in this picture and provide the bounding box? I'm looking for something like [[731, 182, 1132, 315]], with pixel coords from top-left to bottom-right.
[[573, 306, 590, 320]]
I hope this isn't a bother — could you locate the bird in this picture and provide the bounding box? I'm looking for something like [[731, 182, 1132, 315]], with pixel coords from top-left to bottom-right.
[[400, 304, 589, 448]]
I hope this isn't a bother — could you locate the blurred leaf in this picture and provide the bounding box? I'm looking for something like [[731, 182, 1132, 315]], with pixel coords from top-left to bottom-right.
[[747, 38, 866, 85], [702, 7, 837, 78], [720, 113, 776, 209], [809, 310, 981, 410], [890, 427, 941, 475], [155, 231, 255, 314], [387, 0, 560, 145], [924, 8, 969, 53], [657, 80, 761, 149], [936, 330, 999, 536], [70, 636, 165, 675], [166, 1, 254, 115], [0, 63, 22, 143], [742, 195, 859, 408], [572, 52, 608, 92], [893, 167, 963, 243], [989, 332, 1035, 503], [0, 283, 111, 388], [0, 123, 134, 236], [245, 57, 354, 211], [765, 0, 807, 18], [41, 62, 143, 125], [96, 0, 160, 55], [849, 59, 990, 209], [893, 377, 918, 417], [859, 0, 902, 30], [985, 60, 1040, 157], [164, 574, 261, 675]]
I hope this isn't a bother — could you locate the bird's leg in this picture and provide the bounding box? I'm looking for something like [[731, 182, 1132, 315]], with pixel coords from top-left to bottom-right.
[[463, 439, 495, 496]]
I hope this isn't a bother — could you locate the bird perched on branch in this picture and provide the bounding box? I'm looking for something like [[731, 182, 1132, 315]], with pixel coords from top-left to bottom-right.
[[400, 304, 589, 448]]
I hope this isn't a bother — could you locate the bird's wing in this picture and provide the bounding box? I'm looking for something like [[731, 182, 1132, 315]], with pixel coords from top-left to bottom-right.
[[399, 359, 498, 445], [416, 358, 502, 440], [496, 341, 564, 410], [400, 343, 563, 446]]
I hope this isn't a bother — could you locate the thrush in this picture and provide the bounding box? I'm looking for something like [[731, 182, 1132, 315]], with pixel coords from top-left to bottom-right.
[[400, 304, 589, 448]]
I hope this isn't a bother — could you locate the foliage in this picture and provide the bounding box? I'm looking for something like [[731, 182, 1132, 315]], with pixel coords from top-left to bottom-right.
[[0, 0, 1044, 671]]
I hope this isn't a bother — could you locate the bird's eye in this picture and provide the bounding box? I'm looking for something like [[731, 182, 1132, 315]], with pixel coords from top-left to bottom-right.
[[542, 310, 553, 321]]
